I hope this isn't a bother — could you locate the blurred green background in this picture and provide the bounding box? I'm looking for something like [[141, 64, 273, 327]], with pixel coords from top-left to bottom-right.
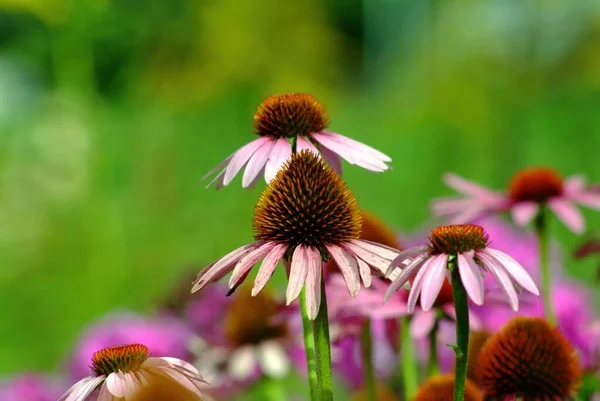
[[1, 0, 600, 374]]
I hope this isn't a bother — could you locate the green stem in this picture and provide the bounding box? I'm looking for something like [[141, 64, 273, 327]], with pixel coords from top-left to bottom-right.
[[399, 316, 418, 400], [534, 207, 557, 325], [312, 273, 334, 401], [450, 256, 470, 401], [360, 320, 377, 401], [427, 314, 440, 377], [300, 289, 319, 401]]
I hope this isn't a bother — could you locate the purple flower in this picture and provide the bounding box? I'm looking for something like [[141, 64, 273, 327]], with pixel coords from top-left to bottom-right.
[[67, 311, 192, 380], [0, 373, 65, 401]]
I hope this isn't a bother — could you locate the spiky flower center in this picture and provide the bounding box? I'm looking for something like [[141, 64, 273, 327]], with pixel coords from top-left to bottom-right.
[[508, 167, 564, 203], [477, 317, 582, 400], [253, 93, 329, 138], [413, 374, 483, 401], [428, 224, 489, 255], [91, 344, 149, 376], [224, 287, 287, 347], [253, 150, 361, 251]]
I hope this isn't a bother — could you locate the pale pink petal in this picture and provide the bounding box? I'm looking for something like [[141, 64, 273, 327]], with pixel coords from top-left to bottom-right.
[[420, 253, 448, 311], [120, 372, 140, 398], [342, 242, 391, 276], [151, 367, 204, 394], [191, 243, 258, 293], [203, 154, 233, 189], [511, 201, 539, 226], [106, 372, 128, 398], [256, 341, 291, 378], [242, 138, 276, 187], [318, 144, 343, 174], [326, 243, 361, 296], [229, 242, 276, 289], [477, 252, 519, 311], [311, 132, 388, 172], [447, 204, 491, 224], [350, 239, 401, 262], [223, 137, 270, 185], [59, 376, 105, 401], [305, 246, 322, 319], [548, 198, 585, 233], [228, 346, 257, 380], [569, 190, 600, 210], [384, 254, 430, 302], [431, 197, 478, 216], [265, 138, 292, 182], [286, 245, 309, 304], [389, 246, 429, 269], [296, 136, 320, 154], [564, 175, 586, 193], [320, 131, 392, 162], [407, 257, 434, 312], [410, 310, 436, 339], [443, 173, 504, 200], [355, 257, 372, 288], [96, 384, 112, 401], [481, 248, 539, 295], [457, 253, 484, 305], [152, 357, 201, 376], [251, 242, 288, 296]]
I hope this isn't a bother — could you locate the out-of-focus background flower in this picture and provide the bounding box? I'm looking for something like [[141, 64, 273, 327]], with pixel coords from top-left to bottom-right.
[[1, 0, 600, 397]]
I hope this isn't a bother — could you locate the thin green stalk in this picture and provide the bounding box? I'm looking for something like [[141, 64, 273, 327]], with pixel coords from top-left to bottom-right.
[[400, 316, 418, 400], [360, 320, 377, 401], [312, 273, 334, 401], [300, 289, 319, 401], [450, 256, 470, 401], [534, 207, 557, 325], [427, 314, 440, 377]]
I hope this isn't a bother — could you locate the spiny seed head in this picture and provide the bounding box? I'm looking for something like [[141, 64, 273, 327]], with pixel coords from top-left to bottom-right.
[[253, 93, 329, 139], [428, 224, 489, 255], [253, 150, 361, 250], [508, 167, 564, 203], [91, 344, 149, 376], [477, 317, 582, 400], [413, 374, 483, 401], [224, 285, 287, 347]]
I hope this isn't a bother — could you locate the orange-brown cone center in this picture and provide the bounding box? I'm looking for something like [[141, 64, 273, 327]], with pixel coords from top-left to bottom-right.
[[428, 224, 489, 255], [91, 344, 149, 376], [507, 167, 564, 203], [413, 374, 483, 401]]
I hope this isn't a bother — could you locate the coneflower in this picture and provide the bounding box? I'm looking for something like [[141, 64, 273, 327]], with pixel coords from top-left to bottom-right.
[[477, 317, 582, 401], [412, 374, 483, 401]]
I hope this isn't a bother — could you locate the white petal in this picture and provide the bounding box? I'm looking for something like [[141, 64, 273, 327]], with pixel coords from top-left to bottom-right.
[[256, 341, 291, 378]]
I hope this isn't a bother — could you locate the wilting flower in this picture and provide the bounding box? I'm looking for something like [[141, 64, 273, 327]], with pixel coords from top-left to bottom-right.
[[187, 284, 291, 385], [413, 374, 483, 401], [68, 311, 191, 379], [477, 317, 582, 400], [58, 344, 207, 401], [385, 224, 539, 311], [193, 151, 400, 319], [432, 168, 600, 233], [0, 373, 64, 401], [203, 93, 391, 188]]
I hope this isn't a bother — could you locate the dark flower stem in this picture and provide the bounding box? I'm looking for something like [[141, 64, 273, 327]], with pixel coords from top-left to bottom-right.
[[300, 289, 319, 401], [361, 319, 377, 401], [312, 273, 334, 401], [449, 256, 470, 401], [399, 316, 418, 400], [427, 313, 440, 376], [534, 206, 557, 325]]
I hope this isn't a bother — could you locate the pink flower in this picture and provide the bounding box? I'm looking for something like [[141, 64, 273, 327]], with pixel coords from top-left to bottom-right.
[[0, 374, 65, 401], [58, 344, 207, 401], [203, 93, 391, 189], [193, 151, 400, 319], [432, 168, 600, 233], [385, 224, 539, 312]]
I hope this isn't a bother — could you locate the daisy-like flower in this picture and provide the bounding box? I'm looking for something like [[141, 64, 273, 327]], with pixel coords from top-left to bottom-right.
[[432, 168, 600, 233], [192, 150, 401, 319], [385, 224, 539, 312], [477, 317, 582, 401], [203, 93, 391, 188], [413, 374, 483, 401], [58, 344, 207, 401]]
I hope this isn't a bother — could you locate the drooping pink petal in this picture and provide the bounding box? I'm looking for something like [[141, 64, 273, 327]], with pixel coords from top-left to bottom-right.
[[384, 254, 430, 302], [106, 372, 128, 398], [420, 253, 448, 311], [389, 246, 429, 270], [350, 239, 400, 262], [410, 310, 436, 339], [355, 257, 372, 288], [151, 357, 201, 376], [431, 197, 478, 216], [191, 243, 258, 293], [305, 246, 322, 319], [296, 136, 320, 154], [407, 257, 434, 312], [510, 201, 539, 226], [570, 190, 600, 210], [320, 131, 392, 162], [203, 154, 233, 188], [223, 137, 270, 185], [264, 138, 292, 182], [477, 252, 519, 311], [311, 132, 389, 172], [342, 242, 391, 276], [252, 242, 288, 296], [481, 248, 539, 295], [97, 384, 112, 401], [457, 253, 484, 305], [287, 245, 309, 305], [318, 144, 343, 174], [443, 173, 504, 200], [548, 198, 585, 233], [242, 138, 276, 187], [326, 243, 361, 296], [564, 175, 587, 193], [59, 376, 105, 401], [229, 242, 276, 289]]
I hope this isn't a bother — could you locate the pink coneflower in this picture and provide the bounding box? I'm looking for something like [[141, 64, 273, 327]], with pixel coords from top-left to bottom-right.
[[203, 93, 391, 188], [385, 224, 539, 312], [432, 168, 600, 233], [192, 150, 400, 319], [58, 344, 207, 401]]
